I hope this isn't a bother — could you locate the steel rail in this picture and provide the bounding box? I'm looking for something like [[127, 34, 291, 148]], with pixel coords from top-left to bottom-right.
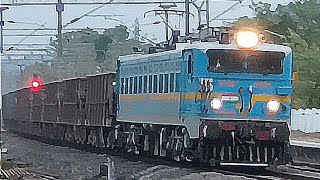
[[267, 165, 320, 179], [292, 161, 320, 170]]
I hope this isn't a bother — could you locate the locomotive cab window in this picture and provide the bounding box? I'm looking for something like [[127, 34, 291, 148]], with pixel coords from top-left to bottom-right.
[[207, 50, 284, 74]]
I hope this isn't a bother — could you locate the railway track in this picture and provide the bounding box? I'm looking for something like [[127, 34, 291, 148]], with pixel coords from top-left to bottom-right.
[[0, 167, 59, 180], [91, 149, 320, 180], [266, 164, 320, 179], [8, 131, 320, 179], [206, 163, 320, 180]]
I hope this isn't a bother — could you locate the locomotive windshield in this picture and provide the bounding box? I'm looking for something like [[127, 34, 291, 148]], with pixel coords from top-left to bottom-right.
[[206, 50, 285, 74]]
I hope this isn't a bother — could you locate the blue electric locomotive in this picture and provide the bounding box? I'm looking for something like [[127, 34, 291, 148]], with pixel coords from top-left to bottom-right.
[[116, 29, 293, 165]]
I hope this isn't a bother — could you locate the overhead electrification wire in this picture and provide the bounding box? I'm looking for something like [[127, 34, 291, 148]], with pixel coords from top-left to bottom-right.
[[209, 0, 243, 22], [0, 1, 186, 6], [6, 22, 47, 51], [63, 0, 113, 28]]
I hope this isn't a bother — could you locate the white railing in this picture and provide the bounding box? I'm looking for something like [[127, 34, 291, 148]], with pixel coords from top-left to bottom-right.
[[291, 109, 320, 133]]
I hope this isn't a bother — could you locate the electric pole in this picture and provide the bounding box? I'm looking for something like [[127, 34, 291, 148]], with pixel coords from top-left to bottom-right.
[[0, 6, 8, 171], [206, 0, 209, 28], [185, 0, 189, 35], [56, 0, 64, 58], [1, 11, 4, 54], [0, 7, 9, 53]]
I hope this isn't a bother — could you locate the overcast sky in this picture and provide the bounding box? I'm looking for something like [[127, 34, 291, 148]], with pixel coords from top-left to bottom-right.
[[2, 0, 293, 47]]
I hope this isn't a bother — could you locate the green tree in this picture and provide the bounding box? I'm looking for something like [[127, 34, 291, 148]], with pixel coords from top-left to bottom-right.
[[94, 35, 113, 63], [250, 0, 320, 108], [22, 25, 150, 84]]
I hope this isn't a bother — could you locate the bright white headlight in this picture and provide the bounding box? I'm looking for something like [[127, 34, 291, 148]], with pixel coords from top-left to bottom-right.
[[236, 31, 259, 48], [267, 99, 280, 112], [211, 98, 223, 110]]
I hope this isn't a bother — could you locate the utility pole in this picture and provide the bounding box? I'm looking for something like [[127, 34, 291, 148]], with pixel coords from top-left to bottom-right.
[[0, 6, 8, 171], [185, 0, 189, 35], [206, 0, 209, 28], [56, 0, 64, 58], [1, 11, 4, 54], [164, 11, 169, 41], [0, 7, 9, 53]]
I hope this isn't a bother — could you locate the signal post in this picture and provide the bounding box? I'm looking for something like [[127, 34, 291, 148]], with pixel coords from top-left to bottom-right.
[[0, 6, 9, 170]]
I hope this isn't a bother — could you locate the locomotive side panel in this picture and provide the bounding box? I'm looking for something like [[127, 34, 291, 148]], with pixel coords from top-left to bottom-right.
[[118, 51, 182, 125]]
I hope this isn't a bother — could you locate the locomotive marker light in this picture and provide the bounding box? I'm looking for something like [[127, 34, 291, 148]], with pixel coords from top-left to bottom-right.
[[267, 99, 280, 112], [235, 31, 260, 49], [211, 98, 223, 110]]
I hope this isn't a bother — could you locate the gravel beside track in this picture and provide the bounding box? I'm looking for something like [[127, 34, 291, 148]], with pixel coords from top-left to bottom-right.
[[289, 131, 320, 164], [2, 132, 151, 179]]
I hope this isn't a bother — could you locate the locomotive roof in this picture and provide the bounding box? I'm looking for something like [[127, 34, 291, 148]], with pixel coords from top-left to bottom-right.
[[119, 42, 292, 63]]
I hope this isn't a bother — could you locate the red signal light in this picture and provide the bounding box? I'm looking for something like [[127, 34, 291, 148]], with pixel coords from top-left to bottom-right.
[[32, 81, 40, 88], [29, 76, 43, 92]]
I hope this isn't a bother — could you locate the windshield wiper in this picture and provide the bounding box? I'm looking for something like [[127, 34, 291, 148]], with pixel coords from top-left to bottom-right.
[[261, 69, 270, 75]]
